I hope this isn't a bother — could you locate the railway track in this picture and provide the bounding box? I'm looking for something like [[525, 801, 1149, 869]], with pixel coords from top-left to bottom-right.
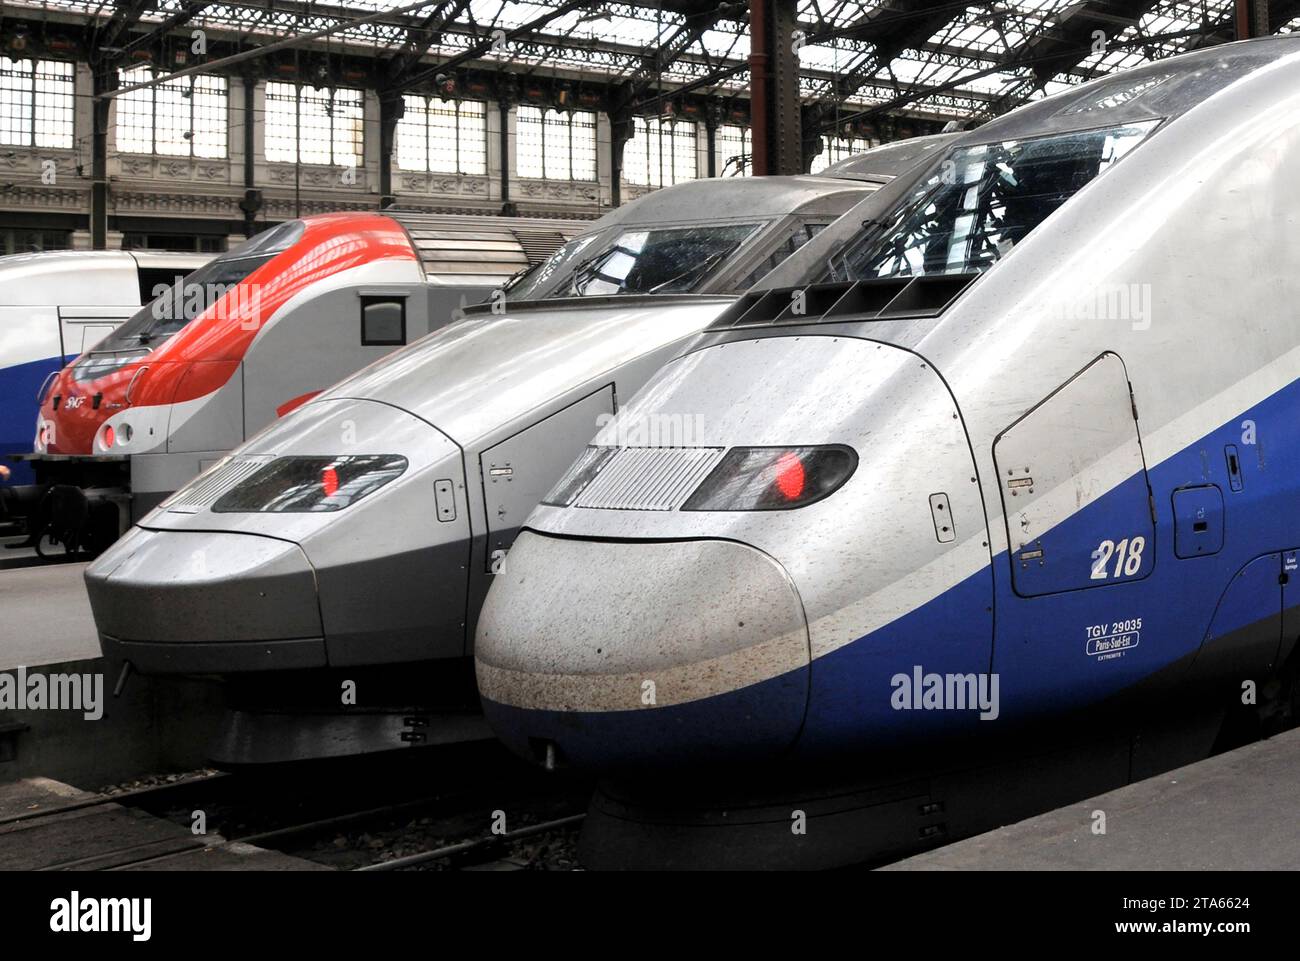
[[356, 813, 586, 871], [0, 744, 590, 871]]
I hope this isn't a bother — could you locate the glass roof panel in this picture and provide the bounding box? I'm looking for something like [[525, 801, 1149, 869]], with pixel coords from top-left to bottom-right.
[[2, 0, 1264, 121]]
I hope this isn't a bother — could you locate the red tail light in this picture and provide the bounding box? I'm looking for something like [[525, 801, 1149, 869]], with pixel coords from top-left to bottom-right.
[[103, 425, 115, 448], [682, 445, 858, 512], [211, 456, 408, 514], [773, 452, 806, 500]]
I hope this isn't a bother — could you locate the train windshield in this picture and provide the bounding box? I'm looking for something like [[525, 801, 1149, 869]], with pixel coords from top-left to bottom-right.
[[505, 233, 605, 301], [545, 223, 762, 297], [72, 221, 305, 382], [825, 120, 1157, 281]]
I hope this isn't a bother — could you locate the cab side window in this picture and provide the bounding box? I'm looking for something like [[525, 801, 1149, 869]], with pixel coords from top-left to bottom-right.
[[361, 296, 406, 346], [738, 222, 828, 290]]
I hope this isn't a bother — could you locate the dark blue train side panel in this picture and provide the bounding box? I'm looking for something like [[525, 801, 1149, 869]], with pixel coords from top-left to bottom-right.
[[1, 355, 60, 485]]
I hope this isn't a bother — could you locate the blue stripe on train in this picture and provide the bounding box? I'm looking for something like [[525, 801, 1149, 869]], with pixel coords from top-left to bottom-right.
[[0, 356, 61, 486], [485, 372, 1300, 765]]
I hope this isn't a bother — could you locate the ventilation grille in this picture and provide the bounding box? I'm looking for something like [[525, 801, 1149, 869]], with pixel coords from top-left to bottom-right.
[[709, 272, 979, 330], [511, 228, 570, 266], [166, 456, 274, 513], [409, 228, 531, 278], [384, 211, 586, 280], [574, 447, 725, 511]]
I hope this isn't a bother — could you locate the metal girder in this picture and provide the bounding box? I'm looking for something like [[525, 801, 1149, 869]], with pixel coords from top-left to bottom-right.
[[401, 0, 590, 89], [115, 1, 214, 57], [631, 61, 748, 109], [822, 21, 1226, 129], [768, 0, 803, 173], [650, 0, 1007, 112], [799, 0, 977, 168], [17, 0, 1279, 127], [977, 0, 1163, 116], [385, 0, 471, 87], [621, 5, 730, 93], [92, 0, 156, 60], [102, 0, 450, 99], [811, 0, 989, 102], [56, 0, 1064, 112]]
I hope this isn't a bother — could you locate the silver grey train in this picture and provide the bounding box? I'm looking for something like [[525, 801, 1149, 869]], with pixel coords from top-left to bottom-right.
[[816, 131, 956, 183], [473, 37, 1300, 865], [82, 145, 948, 763]]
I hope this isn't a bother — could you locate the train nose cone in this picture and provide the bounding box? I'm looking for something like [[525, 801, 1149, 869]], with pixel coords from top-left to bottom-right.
[[85, 527, 325, 673], [476, 530, 810, 768]]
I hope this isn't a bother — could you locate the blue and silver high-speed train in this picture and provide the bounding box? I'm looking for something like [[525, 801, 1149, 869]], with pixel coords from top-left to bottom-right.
[[0, 250, 210, 488], [85, 159, 937, 763], [476, 37, 1300, 861]]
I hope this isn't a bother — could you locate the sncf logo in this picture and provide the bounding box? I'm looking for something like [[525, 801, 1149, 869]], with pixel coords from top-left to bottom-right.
[[64, 395, 86, 409]]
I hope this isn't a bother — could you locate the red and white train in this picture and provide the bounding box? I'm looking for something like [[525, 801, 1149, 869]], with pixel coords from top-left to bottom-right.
[[20, 211, 582, 552]]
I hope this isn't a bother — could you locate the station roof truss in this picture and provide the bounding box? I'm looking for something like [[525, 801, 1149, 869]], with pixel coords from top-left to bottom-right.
[[4, 0, 1296, 126]]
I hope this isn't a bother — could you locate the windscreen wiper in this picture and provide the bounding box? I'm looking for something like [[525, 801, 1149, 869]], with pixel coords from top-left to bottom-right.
[[647, 249, 726, 295], [566, 251, 608, 296], [501, 263, 535, 291]]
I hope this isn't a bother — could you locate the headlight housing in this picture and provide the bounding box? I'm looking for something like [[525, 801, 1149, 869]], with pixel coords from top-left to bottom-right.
[[681, 445, 857, 511], [212, 455, 409, 513], [542, 446, 617, 507]]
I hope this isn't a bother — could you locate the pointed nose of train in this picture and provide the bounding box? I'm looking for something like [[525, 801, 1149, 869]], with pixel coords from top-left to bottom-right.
[[476, 531, 810, 768], [475, 333, 991, 770], [85, 396, 470, 674], [86, 526, 326, 671]]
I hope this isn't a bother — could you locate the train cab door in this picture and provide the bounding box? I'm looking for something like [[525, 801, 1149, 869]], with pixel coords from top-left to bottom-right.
[[464, 384, 617, 652], [240, 283, 429, 434], [477, 385, 617, 571], [58, 306, 137, 364], [994, 351, 1155, 597]]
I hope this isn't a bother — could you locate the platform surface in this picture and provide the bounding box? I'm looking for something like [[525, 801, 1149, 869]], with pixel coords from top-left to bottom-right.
[[0, 558, 100, 667], [885, 727, 1300, 870]]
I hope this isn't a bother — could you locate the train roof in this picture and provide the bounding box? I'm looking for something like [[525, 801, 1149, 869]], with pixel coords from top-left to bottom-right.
[[590, 175, 873, 231], [580, 133, 954, 232], [0, 249, 208, 306], [820, 133, 961, 182], [952, 35, 1300, 148], [0, 249, 136, 268], [751, 35, 1300, 296], [378, 133, 954, 284]]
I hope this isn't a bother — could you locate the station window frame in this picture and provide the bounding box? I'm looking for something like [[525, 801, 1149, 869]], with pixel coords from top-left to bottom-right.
[[396, 95, 487, 175], [810, 134, 874, 174], [516, 105, 597, 182], [714, 123, 751, 177], [0, 57, 75, 149], [116, 67, 228, 159], [623, 115, 698, 188], [265, 81, 364, 169]]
